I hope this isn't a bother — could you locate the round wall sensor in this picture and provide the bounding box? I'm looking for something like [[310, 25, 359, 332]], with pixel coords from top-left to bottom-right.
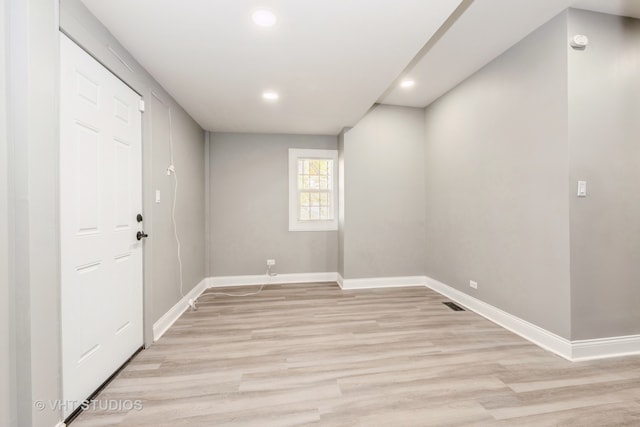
[[570, 35, 589, 49]]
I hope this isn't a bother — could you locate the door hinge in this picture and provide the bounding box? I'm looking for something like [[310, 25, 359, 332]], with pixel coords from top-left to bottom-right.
[[139, 99, 145, 112]]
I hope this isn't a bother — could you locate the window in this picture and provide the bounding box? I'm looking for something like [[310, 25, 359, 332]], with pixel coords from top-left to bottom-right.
[[288, 148, 338, 231]]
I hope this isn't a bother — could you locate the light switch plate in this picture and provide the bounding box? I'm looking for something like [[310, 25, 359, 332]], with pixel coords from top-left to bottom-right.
[[577, 181, 587, 197], [155, 189, 161, 203]]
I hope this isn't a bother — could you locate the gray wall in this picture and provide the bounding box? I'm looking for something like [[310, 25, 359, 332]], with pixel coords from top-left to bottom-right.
[[1, 1, 15, 425], [568, 9, 640, 340], [209, 132, 338, 276], [342, 105, 426, 279], [1, 0, 205, 424], [148, 95, 206, 322], [61, 0, 206, 329], [337, 130, 346, 278], [6, 0, 62, 424], [423, 13, 572, 338]]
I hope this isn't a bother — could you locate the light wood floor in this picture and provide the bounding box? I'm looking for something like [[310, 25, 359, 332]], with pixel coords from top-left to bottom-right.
[[73, 283, 640, 426]]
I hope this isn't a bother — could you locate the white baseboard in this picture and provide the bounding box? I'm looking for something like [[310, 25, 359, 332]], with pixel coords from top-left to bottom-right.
[[154, 272, 640, 362], [54, 422, 66, 427], [424, 276, 573, 360], [424, 276, 640, 361], [340, 275, 426, 290], [571, 334, 640, 361], [152, 278, 208, 342], [207, 272, 338, 288]]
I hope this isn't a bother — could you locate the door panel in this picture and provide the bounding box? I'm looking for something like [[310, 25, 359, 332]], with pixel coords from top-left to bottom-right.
[[60, 33, 143, 418]]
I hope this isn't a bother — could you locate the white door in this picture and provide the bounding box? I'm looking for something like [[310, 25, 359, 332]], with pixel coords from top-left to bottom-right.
[[60, 33, 144, 418]]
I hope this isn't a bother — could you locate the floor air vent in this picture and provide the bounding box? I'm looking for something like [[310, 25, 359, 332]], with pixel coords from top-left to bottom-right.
[[443, 302, 465, 311]]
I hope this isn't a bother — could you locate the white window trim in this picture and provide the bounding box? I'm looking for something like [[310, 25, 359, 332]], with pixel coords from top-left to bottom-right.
[[288, 148, 339, 232]]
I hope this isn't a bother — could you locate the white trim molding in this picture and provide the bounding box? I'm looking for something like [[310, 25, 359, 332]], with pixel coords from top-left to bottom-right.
[[153, 273, 337, 342], [424, 276, 640, 361], [153, 272, 640, 362], [340, 276, 427, 290], [208, 272, 339, 288], [424, 276, 573, 360], [571, 335, 640, 361], [152, 278, 208, 342]]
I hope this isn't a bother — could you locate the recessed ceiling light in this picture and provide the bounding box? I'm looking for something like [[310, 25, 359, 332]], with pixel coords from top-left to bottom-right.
[[400, 79, 415, 89], [252, 10, 277, 27], [262, 91, 279, 101]]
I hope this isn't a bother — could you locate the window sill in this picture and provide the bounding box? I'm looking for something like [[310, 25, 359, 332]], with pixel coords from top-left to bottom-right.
[[289, 222, 338, 232]]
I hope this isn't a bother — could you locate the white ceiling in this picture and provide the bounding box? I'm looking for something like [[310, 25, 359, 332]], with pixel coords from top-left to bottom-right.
[[381, 0, 640, 108], [572, 0, 640, 19], [80, 0, 463, 135], [81, 0, 639, 135], [380, 0, 573, 108]]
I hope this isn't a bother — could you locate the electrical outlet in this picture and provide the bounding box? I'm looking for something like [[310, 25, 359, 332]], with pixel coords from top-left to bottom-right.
[[266, 259, 276, 267], [470, 280, 478, 289]]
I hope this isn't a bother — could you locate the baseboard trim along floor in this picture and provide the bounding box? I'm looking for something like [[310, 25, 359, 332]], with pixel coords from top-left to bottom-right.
[[339, 275, 426, 290], [571, 334, 640, 361], [152, 278, 209, 342], [422, 275, 640, 361], [423, 276, 574, 360], [153, 273, 640, 361], [208, 272, 339, 288]]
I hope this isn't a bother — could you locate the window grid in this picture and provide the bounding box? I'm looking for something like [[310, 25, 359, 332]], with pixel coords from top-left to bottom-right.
[[297, 159, 334, 221]]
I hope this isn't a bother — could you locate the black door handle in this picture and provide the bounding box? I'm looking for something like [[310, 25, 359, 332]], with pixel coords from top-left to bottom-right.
[[136, 231, 148, 241]]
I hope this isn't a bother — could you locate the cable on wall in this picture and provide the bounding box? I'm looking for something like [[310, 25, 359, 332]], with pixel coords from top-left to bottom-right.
[[166, 108, 187, 306], [150, 91, 191, 310], [208, 266, 277, 297], [158, 93, 275, 308]]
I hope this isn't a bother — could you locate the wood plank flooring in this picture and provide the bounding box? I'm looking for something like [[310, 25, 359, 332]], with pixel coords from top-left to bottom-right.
[[72, 283, 640, 426]]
